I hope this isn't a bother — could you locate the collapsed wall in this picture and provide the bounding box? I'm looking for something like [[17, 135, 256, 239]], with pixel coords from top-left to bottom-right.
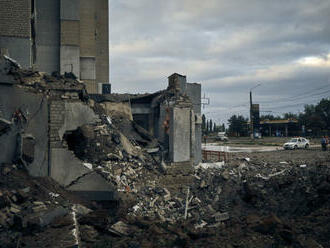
[[0, 56, 118, 201], [1, 56, 198, 203], [0, 56, 49, 177]]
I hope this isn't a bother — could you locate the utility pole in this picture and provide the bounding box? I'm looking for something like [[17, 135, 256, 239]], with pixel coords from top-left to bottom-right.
[[250, 90, 253, 139]]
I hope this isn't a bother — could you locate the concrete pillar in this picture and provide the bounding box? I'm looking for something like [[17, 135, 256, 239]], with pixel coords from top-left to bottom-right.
[[190, 110, 195, 160], [169, 107, 191, 162], [285, 124, 288, 137]]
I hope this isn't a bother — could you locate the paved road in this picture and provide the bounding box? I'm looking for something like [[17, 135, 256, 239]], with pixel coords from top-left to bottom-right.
[[202, 143, 282, 153], [202, 143, 321, 153]]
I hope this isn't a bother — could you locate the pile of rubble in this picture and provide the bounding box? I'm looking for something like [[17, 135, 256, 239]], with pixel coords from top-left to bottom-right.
[[1, 136, 330, 247], [1, 55, 330, 247], [86, 151, 329, 248], [0, 163, 95, 247], [1, 55, 85, 94]]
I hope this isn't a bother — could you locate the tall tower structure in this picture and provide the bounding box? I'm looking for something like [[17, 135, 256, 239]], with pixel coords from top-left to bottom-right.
[[0, 0, 109, 94]]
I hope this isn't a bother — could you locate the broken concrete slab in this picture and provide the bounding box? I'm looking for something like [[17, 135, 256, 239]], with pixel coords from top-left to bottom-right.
[[38, 207, 69, 227], [214, 212, 230, 222], [67, 171, 117, 201], [108, 221, 132, 236], [169, 107, 191, 162], [0, 118, 12, 136], [73, 204, 92, 216], [0, 86, 49, 177], [58, 102, 99, 140], [119, 133, 140, 157], [50, 148, 92, 187], [0, 56, 19, 84]]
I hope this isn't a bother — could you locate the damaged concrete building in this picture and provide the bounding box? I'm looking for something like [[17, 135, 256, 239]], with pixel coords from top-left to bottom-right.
[[0, 56, 115, 201], [0, 56, 202, 204], [90, 73, 202, 166], [0, 0, 201, 209], [0, 0, 109, 94]]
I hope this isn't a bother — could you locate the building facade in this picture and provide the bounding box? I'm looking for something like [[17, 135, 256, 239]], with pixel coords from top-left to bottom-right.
[[0, 0, 109, 93]]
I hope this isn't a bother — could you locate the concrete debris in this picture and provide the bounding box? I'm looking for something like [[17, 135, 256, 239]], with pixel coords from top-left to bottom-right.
[[197, 161, 225, 169], [214, 212, 230, 222], [109, 221, 132, 236], [49, 192, 59, 198], [0, 118, 12, 136], [3, 55, 21, 68], [73, 204, 93, 216], [38, 207, 69, 227], [83, 162, 93, 170], [0, 55, 329, 247]]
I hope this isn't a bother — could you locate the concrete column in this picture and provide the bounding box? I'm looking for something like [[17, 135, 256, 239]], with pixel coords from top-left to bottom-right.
[[190, 110, 195, 160], [169, 107, 191, 162], [285, 124, 288, 137]]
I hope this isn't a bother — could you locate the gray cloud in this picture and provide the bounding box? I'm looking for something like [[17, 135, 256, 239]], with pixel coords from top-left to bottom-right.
[[109, 0, 330, 123]]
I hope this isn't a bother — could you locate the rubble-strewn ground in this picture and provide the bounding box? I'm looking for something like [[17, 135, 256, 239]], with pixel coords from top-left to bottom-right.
[[88, 148, 330, 248], [2, 148, 329, 248]]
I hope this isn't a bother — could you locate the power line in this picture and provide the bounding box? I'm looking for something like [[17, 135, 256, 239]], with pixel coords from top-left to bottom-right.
[[261, 95, 329, 110], [257, 83, 330, 105]]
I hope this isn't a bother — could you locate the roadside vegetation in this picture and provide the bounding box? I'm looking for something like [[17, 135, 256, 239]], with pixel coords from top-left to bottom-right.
[[203, 98, 330, 138]]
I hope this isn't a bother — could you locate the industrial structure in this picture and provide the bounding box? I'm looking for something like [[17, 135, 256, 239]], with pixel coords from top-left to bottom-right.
[[260, 118, 299, 137], [0, 0, 109, 93]]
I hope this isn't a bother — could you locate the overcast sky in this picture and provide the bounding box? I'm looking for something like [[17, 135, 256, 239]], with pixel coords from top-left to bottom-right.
[[109, 0, 330, 124]]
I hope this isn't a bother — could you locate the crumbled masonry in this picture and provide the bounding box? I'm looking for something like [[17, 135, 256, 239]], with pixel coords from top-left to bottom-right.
[[0, 55, 330, 247]]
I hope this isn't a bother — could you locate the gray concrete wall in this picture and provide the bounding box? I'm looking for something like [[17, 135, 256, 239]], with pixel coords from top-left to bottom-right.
[[156, 103, 168, 146], [131, 103, 151, 114], [168, 73, 186, 92], [0, 37, 31, 68], [60, 45, 80, 77], [60, 0, 80, 20], [80, 57, 96, 80], [186, 83, 202, 165], [35, 0, 60, 73], [95, 0, 109, 85], [0, 85, 48, 177], [58, 101, 99, 139], [194, 124, 202, 165], [0, 0, 31, 38], [186, 83, 201, 114], [169, 107, 191, 162]]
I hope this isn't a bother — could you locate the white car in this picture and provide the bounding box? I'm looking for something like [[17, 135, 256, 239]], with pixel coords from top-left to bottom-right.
[[216, 132, 229, 141], [283, 137, 310, 150]]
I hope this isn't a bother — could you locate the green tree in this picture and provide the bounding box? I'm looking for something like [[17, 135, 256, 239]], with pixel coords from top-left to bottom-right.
[[206, 120, 209, 134], [209, 119, 213, 133], [228, 115, 248, 136], [202, 114, 206, 134], [299, 99, 330, 135], [283, 112, 298, 119]]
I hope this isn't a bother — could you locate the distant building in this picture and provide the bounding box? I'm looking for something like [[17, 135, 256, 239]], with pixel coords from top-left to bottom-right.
[[0, 0, 109, 94], [260, 119, 299, 137]]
